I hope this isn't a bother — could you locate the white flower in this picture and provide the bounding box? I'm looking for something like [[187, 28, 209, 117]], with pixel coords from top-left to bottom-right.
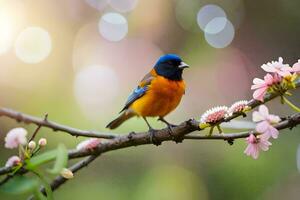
[[76, 138, 101, 150], [261, 57, 291, 77], [200, 106, 228, 124], [5, 156, 21, 167], [4, 128, 28, 149]]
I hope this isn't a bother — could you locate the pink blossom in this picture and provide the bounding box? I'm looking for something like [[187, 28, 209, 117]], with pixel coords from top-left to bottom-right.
[[251, 74, 276, 102], [38, 138, 47, 147], [200, 106, 228, 124], [244, 134, 272, 159], [5, 156, 21, 167], [4, 128, 28, 149], [228, 100, 249, 114], [252, 105, 280, 139], [76, 138, 101, 150], [292, 60, 300, 74], [261, 57, 291, 77]]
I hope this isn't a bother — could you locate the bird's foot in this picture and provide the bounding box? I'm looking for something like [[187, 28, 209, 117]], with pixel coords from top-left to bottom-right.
[[165, 124, 183, 143], [149, 128, 161, 146], [158, 118, 182, 142], [158, 117, 177, 127]]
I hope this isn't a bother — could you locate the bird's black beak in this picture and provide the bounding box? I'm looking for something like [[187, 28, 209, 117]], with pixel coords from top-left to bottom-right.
[[178, 61, 189, 69]]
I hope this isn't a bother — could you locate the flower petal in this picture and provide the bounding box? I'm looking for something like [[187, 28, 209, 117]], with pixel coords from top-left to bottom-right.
[[261, 64, 276, 73], [268, 114, 281, 124], [256, 121, 269, 133], [252, 111, 264, 122], [258, 105, 269, 118], [253, 78, 265, 85], [253, 88, 267, 102]]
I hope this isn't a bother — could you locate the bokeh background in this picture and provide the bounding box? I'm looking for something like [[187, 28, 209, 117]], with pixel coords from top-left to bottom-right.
[[0, 0, 300, 199]]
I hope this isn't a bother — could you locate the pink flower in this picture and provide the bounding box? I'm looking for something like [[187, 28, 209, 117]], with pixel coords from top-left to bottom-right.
[[292, 60, 300, 74], [4, 128, 28, 149], [252, 105, 280, 139], [244, 134, 272, 159], [76, 138, 101, 150], [261, 57, 291, 77], [200, 106, 228, 124], [228, 100, 249, 114], [5, 156, 21, 167], [251, 74, 276, 102]]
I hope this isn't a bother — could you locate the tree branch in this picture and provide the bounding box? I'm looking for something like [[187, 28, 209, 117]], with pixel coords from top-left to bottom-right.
[[28, 112, 300, 199], [184, 112, 300, 140], [0, 79, 298, 141], [0, 79, 299, 198], [0, 79, 299, 176], [0, 108, 117, 139], [28, 155, 99, 200]]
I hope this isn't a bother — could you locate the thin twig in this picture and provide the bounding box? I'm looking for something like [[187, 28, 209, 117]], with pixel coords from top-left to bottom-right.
[[29, 114, 48, 141], [28, 155, 99, 200], [0, 79, 298, 141], [28, 112, 300, 198], [0, 108, 118, 139], [67, 113, 300, 159]]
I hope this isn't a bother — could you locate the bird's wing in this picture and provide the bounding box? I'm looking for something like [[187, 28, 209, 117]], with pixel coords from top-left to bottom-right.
[[120, 72, 155, 113]]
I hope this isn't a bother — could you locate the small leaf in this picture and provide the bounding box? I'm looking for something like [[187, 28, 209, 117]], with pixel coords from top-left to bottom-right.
[[33, 170, 53, 200], [26, 149, 57, 170], [47, 144, 68, 175], [0, 175, 39, 195], [34, 189, 48, 200]]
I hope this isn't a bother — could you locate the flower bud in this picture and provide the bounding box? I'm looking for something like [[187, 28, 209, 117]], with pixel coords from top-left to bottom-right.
[[28, 141, 36, 150], [5, 156, 21, 167], [38, 138, 47, 147], [60, 168, 74, 179]]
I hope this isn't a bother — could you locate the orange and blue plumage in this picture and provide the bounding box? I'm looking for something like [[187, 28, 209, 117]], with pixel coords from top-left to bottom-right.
[[106, 54, 189, 140]]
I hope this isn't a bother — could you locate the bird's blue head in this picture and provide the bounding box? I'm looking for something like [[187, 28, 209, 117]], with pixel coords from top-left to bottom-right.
[[154, 54, 189, 81]]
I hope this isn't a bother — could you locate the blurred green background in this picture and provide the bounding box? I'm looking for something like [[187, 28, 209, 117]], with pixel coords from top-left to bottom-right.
[[0, 0, 300, 199]]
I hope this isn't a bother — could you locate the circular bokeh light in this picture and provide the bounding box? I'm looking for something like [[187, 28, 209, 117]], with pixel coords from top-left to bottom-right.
[[98, 12, 128, 42], [197, 4, 226, 33], [15, 27, 52, 63], [109, 0, 138, 13], [85, 0, 108, 11], [204, 19, 235, 48], [74, 65, 119, 120], [204, 17, 227, 34]]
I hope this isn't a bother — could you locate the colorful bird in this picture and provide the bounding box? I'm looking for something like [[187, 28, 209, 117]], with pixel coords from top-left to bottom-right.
[[106, 54, 189, 143]]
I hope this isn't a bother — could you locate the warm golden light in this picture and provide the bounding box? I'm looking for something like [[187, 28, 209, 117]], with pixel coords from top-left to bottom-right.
[[15, 27, 52, 64]]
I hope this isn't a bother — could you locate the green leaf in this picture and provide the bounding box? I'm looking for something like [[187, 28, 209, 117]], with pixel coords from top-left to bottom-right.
[[34, 189, 48, 200], [26, 144, 68, 175], [47, 144, 68, 175], [26, 149, 57, 170], [0, 175, 39, 195], [33, 170, 53, 200]]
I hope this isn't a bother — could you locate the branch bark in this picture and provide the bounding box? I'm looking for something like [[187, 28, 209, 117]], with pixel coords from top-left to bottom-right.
[[31, 112, 300, 198], [0, 108, 117, 139]]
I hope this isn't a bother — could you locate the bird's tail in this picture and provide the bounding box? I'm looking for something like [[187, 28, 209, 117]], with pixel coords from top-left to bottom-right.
[[106, 112, 135, 129]]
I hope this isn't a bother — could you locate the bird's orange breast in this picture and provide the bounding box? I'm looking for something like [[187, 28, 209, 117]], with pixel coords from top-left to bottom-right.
[[130, 75, 185, 117]]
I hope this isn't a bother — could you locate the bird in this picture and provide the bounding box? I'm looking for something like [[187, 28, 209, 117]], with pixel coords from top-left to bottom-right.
[[106, 54, 189, 143]]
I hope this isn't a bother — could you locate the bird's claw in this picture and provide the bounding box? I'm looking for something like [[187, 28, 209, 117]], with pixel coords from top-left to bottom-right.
[[165, 124, 183, 143], [149, 128, 161, 146]]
